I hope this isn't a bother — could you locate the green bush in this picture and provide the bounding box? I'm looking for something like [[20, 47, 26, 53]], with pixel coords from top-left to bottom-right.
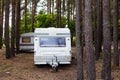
[[72, 36, 76, 46]]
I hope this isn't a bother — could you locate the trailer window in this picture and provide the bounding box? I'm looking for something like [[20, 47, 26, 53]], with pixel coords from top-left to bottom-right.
[[40, 37, 66, 47], [22, 37, 31, 43]]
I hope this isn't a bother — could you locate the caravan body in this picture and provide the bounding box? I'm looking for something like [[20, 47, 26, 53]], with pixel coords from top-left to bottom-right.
[[34, 28, 71, 66], [19, 32, 34, 51]]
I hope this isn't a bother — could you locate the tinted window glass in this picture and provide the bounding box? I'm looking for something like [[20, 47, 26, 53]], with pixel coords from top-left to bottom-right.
[[22, 37, 31, 43], [40, 37, 66, 47]]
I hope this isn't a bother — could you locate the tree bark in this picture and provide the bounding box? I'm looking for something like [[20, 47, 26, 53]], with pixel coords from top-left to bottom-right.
[[16, 0, 21, 54], [51, 0, 54, 27], [95, 0, 103, 60], [31, 0, 38, 32], [113, 0, 119, 66], [62, 0, 65, 16], [24, 0, 27, 32], [101, 0, 111, 79], [4, 0, 11, 59], [93, 0, 97, 60], [11, 0, 16, 57], [84, 0, 96, 79], [0, 0, 2, 49], [75, 0, 84, 79], [0, 0, 4, 49], [67, 0, 70, 28], [57, 0, 61, 28], [47, 0, 51, 14]]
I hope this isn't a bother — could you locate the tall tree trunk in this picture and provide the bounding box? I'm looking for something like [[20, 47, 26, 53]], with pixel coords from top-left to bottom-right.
[[11, 0, 16, 57], [0, 0, 4, 49], [62, 0, 65, 16], [71, 0, 75, 20], [47, 0, 51, 14], [4, 0, 11, 59], [24, 0, 27, 32], [75, 0, 84, 80], [99, 0, 103, 53], [16, 0, 21, 54], [51, 0, 54, 27], [0, 0, 2, 49], [82, 0, 85, 55], [67, 0, 70, 28], [31, 0, 38, 32], [113, 0, 119, 66], [57, 0, 61, 28], [84, 0, 96, 79], [101, 0, 111, 79], [95, 0, 103, 60], [93, 0, 97, 60]]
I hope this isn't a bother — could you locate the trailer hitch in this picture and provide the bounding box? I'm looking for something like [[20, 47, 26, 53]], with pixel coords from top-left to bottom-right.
[[50, 55, 59, 72]]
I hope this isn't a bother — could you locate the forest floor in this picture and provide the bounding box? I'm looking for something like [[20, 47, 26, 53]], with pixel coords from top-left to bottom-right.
[[0, 47, 120, 80]]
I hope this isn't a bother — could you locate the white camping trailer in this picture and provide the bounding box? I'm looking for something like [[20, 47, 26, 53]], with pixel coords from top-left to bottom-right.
[[34, 27, 71, 70], [19, 32, 34, 51]]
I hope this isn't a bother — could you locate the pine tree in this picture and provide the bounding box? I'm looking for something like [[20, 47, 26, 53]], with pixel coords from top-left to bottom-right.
[[84, 0, 96, 79], [113, 0, 119, 67], [75, 0, 84, 79], [4, 0, 11, 58], [101, 0, 111, 79], [11, 0, 16, 57]]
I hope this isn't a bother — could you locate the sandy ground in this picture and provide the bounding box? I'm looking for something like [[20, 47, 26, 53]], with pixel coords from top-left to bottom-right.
[[0, 48, 120, 80]]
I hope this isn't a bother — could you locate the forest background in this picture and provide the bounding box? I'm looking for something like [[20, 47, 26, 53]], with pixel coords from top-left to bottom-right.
[[0, 0, 120, 80]]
